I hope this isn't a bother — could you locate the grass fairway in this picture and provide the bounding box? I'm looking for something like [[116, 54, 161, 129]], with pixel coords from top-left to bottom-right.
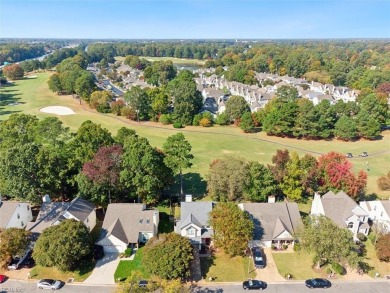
[[1, 72, 389, 198], [115, 55, 205, 65], [200, 251, 256, 282]]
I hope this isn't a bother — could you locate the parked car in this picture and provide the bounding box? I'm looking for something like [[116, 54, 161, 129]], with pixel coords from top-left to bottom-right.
[[305, 278, 331, 289], [252, 248, 265, 269], [346, 153, 353, 158], [360, 152, 368, 157], [37, 279, 62, 290], [242, 279, 266, 290], [7, 257, 20, 270], [0, 274, 6, 283], [138, 280, 148, 288]]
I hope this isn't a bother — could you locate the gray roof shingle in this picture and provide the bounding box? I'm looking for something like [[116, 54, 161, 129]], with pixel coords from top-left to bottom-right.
[[0, 202, 21, 228], [179, 202, 214, 228]]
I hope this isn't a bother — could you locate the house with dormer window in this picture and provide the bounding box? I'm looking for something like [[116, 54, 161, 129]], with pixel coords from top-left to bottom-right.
[[0, 196, 33, 229], [175, 201, 214, 251], [359, 200, 390, 233], [310, 191, 370, 239]]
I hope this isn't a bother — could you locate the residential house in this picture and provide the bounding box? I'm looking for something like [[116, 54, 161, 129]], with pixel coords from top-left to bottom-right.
[[96, 203, 159, 253], [0, 196, 33, 229], [26, 195, 96, 237], [238, 201, 302, 249], [359, 200, 390, 233], [310, 191, 370, 239], [175, 201, 214, 251]]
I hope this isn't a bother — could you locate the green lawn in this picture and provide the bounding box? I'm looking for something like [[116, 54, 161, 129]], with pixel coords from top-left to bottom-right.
[[114, 247, 150, 282], [364, 237, 390, 278], [1, 72, 389, 198], [272, 251, 322, 280], [200, 251, 256, 282]]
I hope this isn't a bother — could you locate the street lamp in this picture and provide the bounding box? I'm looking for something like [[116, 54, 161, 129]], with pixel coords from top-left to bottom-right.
[[135, 109, 140, 123]]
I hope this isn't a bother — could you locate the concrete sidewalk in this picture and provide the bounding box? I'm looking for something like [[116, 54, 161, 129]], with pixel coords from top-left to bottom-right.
[[84, 253, 119, 285]]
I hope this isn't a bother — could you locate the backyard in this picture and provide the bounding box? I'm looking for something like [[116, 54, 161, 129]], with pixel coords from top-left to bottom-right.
[[0, 72, 389, 198]]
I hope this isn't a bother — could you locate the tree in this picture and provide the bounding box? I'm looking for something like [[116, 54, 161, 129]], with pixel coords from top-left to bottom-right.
[[334, 115, 357, 141], [207, 156, 248, 201], [48, 73, 63, 94], [377, 171, 390, 191], [90, 90, 113, 111], [225, 95, 250, 122], [114, 127, 137, 147], [375, 234, 390, 262], [163, 133, 194, 195], [356, 109, 381, 139], [0, 228, 30, 269], [3, 64, 24, 80], [33, 219, 90, 271], [0, 114, 39, 149], [269, 149, 290, 183], [81, 145, 123, 206], [124, 86, 151, 121], [359, 93, 388, 125], [298, 216, 361, 269], [280, 152, 305, 202], [147, 87, 169, 121], [120, 136, 173, 204], [275, 85, 299, 101], [215, 112, 230, 125], [243, 162, 278, 202], [240, 112, 255, 133], [74, 71, 96, 102], [210, 202, 253, 257], [143, 233, 193, 280]]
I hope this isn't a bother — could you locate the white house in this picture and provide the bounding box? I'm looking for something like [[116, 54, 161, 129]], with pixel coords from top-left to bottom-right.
[[175, 201, 214, 251], [0, 197, 33, 229], [359, 200, 390, 233], [96, 203, 159, 253], [26, 196, 96, 235], [310, 191, 370, 239]]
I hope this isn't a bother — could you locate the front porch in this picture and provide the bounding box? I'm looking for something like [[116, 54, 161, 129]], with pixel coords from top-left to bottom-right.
[[271, 240, 295, 252]]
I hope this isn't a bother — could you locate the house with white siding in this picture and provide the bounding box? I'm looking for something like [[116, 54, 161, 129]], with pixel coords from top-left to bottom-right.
[[0, 196, 33, 229], [359, 200, 390, 233]]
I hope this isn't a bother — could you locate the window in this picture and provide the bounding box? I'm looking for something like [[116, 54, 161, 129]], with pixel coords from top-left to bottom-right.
[[139, 219, 143, 224], [347, 222, 354, 229], [21, 221, 24, 227], [381, 211, 383, 217], [17, 213, 20, 219], [374, 205, 376, 211], [187, 228, 196, 237], [146, 219, 150, 224], [27, 205, 30, 210]]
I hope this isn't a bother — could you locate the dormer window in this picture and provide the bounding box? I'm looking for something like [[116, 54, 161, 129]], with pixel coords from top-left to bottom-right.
[[187, 227, 196, 237], [347, 222, 354, 229]]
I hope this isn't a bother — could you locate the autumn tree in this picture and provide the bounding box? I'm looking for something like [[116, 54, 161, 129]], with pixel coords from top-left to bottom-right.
[[210, 202, 253, 257], [143, 233, 193, 280], [3, 64, 24, 80], [280, 152, 305, 202], [33, 219, 90, 271], [269, 149, 290, 183], [207, 156, 248, 201], [0, 228, 30, 268], [377, 171, 390, 191], [80, 145, 123, 206], [298, 216, 361, 269], [162, 133, 194, 195], [376, 234, 390, 262]]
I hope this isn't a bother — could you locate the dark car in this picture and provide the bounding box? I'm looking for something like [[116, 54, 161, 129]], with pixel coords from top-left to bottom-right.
[[360, 152, 368, 157], [346, 153, 353, 158], [0, 274, 6, 283], [305, 278, 331, 289], [138, 280, 148, 288], [242, 279, 266, 290], [252, 248, 265, 269]]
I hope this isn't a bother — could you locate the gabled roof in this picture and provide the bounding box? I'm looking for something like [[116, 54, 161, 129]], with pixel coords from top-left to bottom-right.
[[179, 213, 203, 229], [0, 201, 29, 228], [382, 201, 390, 218], [240, 202, 302, 242], [179, 202, 214, 228], [320, 191, 368, 228], [99, 203, 157, 244], [67, 198, 95, 222]]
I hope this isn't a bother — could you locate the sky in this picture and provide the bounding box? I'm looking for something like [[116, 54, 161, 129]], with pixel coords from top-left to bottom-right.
[[0, 0, 389, 39]]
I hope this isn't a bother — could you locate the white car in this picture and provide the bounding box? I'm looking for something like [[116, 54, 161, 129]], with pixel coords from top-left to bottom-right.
[[37, 279, 62, 290]]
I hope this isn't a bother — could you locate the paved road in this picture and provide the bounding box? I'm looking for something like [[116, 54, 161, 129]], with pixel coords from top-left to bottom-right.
[[2, 279, 389, 293], [192, 281, 390, 293]]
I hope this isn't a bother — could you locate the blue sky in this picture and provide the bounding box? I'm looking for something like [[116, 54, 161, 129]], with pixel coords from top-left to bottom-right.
[[0, 0, 389, 39]]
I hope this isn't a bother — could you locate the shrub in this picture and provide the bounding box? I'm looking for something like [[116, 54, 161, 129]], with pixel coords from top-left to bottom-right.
[[96, 103, 111, 113], [271, 244, 276, 250], [124, 248, 132, 257], [215, 113, 230, 125], [357, 233, 367, 242], [202, 112, 214, 124], [282, 244, 288, 250], [121, 106, 136, 120], [159, 114, 172, 125], [377, 171, 390, 191], [368, 232, 377, 244], [173, 122, 183, 128], [331, 262, 345, 275], [293, 243, 301, 252], [199, 118, 212, 127], [375, 233, 390, 262], [192, 114, 202, 126], [111, 100, 125, 115]]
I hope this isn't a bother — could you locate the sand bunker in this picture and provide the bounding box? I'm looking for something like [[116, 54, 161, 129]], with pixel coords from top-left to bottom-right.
[[40, 106, 76, 116]]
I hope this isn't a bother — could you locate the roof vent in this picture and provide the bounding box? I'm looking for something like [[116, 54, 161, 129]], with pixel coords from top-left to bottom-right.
[[185, 194, 193, 202]]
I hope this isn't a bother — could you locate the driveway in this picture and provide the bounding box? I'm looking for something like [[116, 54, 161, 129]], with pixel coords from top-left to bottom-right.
[[255, 248, 284, 282], [84, 253, 119, 285]]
